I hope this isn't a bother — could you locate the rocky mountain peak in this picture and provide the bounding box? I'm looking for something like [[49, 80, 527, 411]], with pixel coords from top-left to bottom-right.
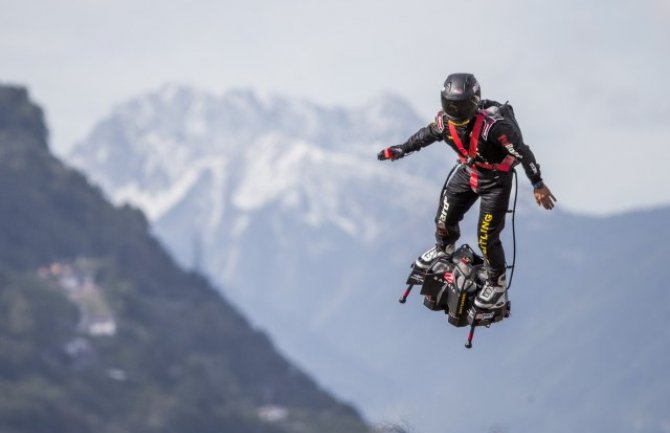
[[0, 85, 49, 150]]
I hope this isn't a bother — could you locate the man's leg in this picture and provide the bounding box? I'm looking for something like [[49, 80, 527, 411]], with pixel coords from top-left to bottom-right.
[[416, 167, 478, 269], [436, 166, 479, 248], [474, 175, 513, 309]]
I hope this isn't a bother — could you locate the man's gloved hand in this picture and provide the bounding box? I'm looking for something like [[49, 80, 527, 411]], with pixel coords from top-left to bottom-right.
[[377, 145, 405, 161], [533, 183, 557, 210]]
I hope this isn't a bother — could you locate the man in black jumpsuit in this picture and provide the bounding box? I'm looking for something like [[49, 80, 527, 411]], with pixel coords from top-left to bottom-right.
[[378, 73, 556, 310]]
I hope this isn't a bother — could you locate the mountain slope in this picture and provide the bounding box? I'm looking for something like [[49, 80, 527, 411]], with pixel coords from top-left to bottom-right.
[[68, 85, 670, 433], [0, 85, 369, 433]]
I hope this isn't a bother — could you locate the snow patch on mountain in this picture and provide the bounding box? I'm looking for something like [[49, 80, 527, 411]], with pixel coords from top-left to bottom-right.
[[114, 156, 230, 222]]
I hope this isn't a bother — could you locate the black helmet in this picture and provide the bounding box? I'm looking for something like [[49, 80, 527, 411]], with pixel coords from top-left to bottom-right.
[[440, 73, 481, 122]]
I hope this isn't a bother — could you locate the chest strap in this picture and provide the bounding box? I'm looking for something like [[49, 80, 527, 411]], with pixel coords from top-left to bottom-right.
[[448, 113, 484, 162], [448, 113, 514, 191]]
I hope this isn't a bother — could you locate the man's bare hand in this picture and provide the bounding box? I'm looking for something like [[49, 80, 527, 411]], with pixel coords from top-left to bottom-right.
[[534, 184, 557, 210]]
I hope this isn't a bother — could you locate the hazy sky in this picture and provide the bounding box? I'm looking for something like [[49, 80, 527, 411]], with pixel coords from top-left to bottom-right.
[[2, 0, 669, 215]]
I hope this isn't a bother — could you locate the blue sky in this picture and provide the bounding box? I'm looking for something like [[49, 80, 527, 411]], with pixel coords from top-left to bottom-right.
[[2, 0, 669, 215]]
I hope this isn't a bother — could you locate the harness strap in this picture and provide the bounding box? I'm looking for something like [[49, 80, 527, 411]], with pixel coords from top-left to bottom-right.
[[456, 155, 514, 172], [448, 113, 515, 191], [475, 155, 515, 172], [447, 118, 473, 158], [448, 114, 485, 190]]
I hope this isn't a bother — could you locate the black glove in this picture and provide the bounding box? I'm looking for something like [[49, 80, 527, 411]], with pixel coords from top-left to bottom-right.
[[377, 145, 405, 161]]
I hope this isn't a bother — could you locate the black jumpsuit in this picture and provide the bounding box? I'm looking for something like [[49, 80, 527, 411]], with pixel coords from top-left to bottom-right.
[[400, 100, 543, 280]]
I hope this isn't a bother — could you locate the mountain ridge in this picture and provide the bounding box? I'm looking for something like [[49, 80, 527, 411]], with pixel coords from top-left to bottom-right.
[[0, 84, 370, 433]]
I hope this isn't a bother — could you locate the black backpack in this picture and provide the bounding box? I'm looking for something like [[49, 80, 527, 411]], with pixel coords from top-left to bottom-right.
[[480, 99, 524, 141]]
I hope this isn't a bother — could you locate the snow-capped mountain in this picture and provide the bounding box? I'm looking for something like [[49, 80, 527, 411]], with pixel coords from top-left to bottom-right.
[[68, 86, 670, 433], [69, 84, 446, 299], [69, 84, 449, 422]]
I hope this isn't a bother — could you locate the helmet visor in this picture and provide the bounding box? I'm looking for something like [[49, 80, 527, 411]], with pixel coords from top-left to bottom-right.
[[442, 99, 477, 122]]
